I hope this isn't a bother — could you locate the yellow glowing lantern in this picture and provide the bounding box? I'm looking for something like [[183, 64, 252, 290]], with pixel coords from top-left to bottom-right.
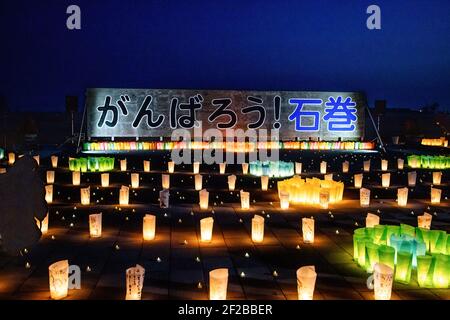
[[168, 161, 175, 173], [209, 268, 228, 300], [162, 174, 170, 189], [120, 159, 127, 171], [363, 160, 371, 172], [8, 152, 15, 165], [125, 264, 145, 300], [219, 163, 226, 174], [143, 214, 156, 240], [295, 162, 302, 174], [408, 171, 417, 187], [342, 161, 349, 173], [296, 266, 317, 300], [242, 163, 249, 174], [302, 217, 315, 243], [366, 213, 380, 228], [240, 190, 250, 210], [80, 186, 90, 205], [51, 155, 58, 168], [45, 184, 53, 203], [381, 173, 390, 188], [131, 173, 139, 188], [397, 187, 408, 207], [37, 212, 49, 234], [417, 212, 432, 229], [431, 187, 441, 204], [46, 170, 55, 184], [101, 173, 109, 187], [143, 160, 151, 172], [72, 171, 80, 186], [195, 174, 203, 191], [371, 263, 394, 300], [381, 159, 388, 171], [33, 155, 40, 165], [48, 260, 69, 300], [193, 161, 200, 174], [228, 174, 236, 191], [199, 189, 209, 210], [432, 172, 442, 185], [324, 174, 333, 181], [261, 175, 269, 191], [251, 215, 265, 243], [360, 188, 370, 207], [320, 161, 327, 174], [397, 158, 404, 170], [279, 191, 290, 210], [319, 190, 329, 209], [119, 186, 129, 205], [89, 213, 102, 238], [354, 173, 363, 188], [200, 217, 214, 242]]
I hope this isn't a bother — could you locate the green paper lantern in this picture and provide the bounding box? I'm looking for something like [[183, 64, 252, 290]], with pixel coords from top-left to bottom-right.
[[400, 224, 415, 238], [373, 225, 387, 245], [365, 242, 379, 273], [430, 230, 447, 254], [417, 255, 433, 287], [416, 228, 431, 252], [395, 251, 413, 283], [432, 254, 449, 288], [378, 245, 395, 270], [357, 237, 372, 268], [386, 226, 400, 246]]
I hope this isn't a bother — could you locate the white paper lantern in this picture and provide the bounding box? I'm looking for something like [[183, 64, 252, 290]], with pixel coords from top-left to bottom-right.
[[342, 161, 349, 173], [324, 173, 333, 181], [408, 171, 417, 187], [296, 266, 317, 300], [199, 189, 209, 210], [195, 174, 203, 191], [397, 187, 408, 207], [240, 190, 250, 210], [320, 161, 327, 174], [159, 189, 170, 208], [381, 173, 390, 188], [125, 264, 145, 300], [219, 163, 226, 174], [432, 172, 442, 185], [46, 170, 55, 184], [251, 215, 265, 243], [397, 158, 404, 170], [228, 174, 236, 191], [48, 260, 69, 300], [295, 162, 302, 175], [360, 188, 371, 207], [89, 213, 102, 238], [119, 186, 129, 205], [45, 184, 53, 203], [209, 268, 228, 300], [354, 173, 363, 188], [168, 161, 175, 173], [302, 218, 315, 244], [193, 162, 200, 174], [51, 155, 58, 168], [131, 173, 139, 188], [120, 159, 127, 171], [37, 212, 49, 234], [431, 187, 441, 204], [372, 263, 394, 300], [417, 212, 432, 229], [80, 186, 90, 205], [319, 190, 329, 209], [242, 163, 249, 175], [279, 191, 290, 210], [72, 171, 81, 186], [143, 214, 156, 240], [366, 213, 380, 228], [381, 159, 388, 171], [162, 174, 170, 189], [261, 175, 269, 191], [143, 160, 151, 172], [363, 160, 371, 172], [200, 217, 214, 242], [101, 173, 109, 187]]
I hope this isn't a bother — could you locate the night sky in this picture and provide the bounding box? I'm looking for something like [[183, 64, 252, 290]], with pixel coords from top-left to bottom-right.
[[1, 0, 449, 112]]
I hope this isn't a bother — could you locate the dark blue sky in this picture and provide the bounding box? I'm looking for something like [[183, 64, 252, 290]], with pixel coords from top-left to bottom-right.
[[1, 0, 449, 112]]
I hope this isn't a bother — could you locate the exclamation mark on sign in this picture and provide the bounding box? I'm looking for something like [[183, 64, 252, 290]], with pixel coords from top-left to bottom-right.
[[273, 96, 281, 129]]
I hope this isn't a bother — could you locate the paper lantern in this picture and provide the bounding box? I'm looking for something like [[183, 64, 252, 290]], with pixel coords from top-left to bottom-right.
[[72, 171, 80, 186], [378, 245, 395, 270], [80, 186, 90, 205], [381, 173, 390, 188], [251, 215, 264, 243], [397, 187, 408, 207], [195, 174, 203, 191], [193, 161, 200, 174], [240, 190, 250, 210], [363, 160, 370, 172], [200, 217, 214, 242], [209, 268, 228, 300], [418, 212, 432, 229], [159, 189, 170, 208], [432, 172, 442, 185], [354, 173, 363, 188], [143, 214, 156, 240], [219, 163, 226, 174], [417, 255, 433, 287], [46, 170, 55, 184], [397, 158, 404, 170], [125, 264, 145, 300], [168, 161, 175, 173], [319, 190, 329, 209], [48, 260, 69, 300], [131, 173, 139, 188], [430, 187, 441, 204], [302, 217, 315, 244], [366, 213, 380, 228], [8, 152, 15, 165], [143, 160, 151, 172], [242, 163, 249, 174], [261, 175, 269, 191], [120, 159, 127, 171], [228, 175, 236, 191], [199, 189, 209, 210], [324, 174, 333, 181], [381, 159, 388, 171], [295, 162, 302, 174], [372, 263, 394, 300], [408, 171, 417, 187], [360, 188, 370, 207], [51, 155, 58, 168], [342, 161, 349, 173], [45, 184, 53, 203], [101, 173, 109, 187], [119, 186, 129, 205], [37, 212, 49, 234], [432, 254, 449, 288], [365, 243, 380, 272], [279, 191, 290, 210], [395, 251, 412, 283], [33, 155, 40, 165], [320, 161, 327, 174], [392, 136, 400, 144], [162, 174, 170, 189], [296, 266, 317, 300], [89, 213, 102, 238]]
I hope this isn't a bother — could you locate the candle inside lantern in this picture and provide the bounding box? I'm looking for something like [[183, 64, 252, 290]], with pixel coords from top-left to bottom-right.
[[432, 172, 442, 185], [168, 161, 175, 173], [261, 175, 269, 191], [125, 264, 145, 300], [381, 173, 391, 188], [381, 159, 388, 171], [120, 159, 127, 171], [242, 163, 249, 174], [363, 160, 370, 172], [372, 263, 394, 300], [101, 173, 109, 187], [240, 190, 250, 210], [51, 155, 58, 168], [48, 260, 69, 300], [354, 173, 363, 188], [417, 212, 432, 229], [366, 213, 380, 228], [199, 189, 209, 210], [89, 213, 102, 238], [302, 217, 315, 243], [143, 214, 156, 240], [45, 184, 53, 203], [342, 161, 349, 173], [8, 152, 15, 165], [209, 268, 228, 300], [219, 163, 226, 174], [195, 174, 203, 191], [397, 158, 404, 170], [193, 161, 200, 174], [119, 186, 129, 205], [143, 160, 151, 172], [80, 186, 90, 205], [360, 188, 370, 207], [296, 266, 317, 300], [251, 215, 265, 243], [320, 161, 327, 174], [408, 171, 417, 187], [72, 170, 80, 186], [397, 187, 408, 207], [228, 175, 236, 191], [131, 173, 139, 188], [162, 174, 170, 189], [46, 170, 55, 184], [200, 217, 214, 242], [431, 187, 441, 204], [279, 191, 290, 210]]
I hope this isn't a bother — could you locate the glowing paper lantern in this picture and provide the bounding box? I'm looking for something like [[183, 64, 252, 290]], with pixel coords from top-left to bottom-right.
[[251, 215, 264, 243], [366, 213, 380, 228], [8, 152, 15, 165], [101, 173, 109, 187], [168, 161, 175, 173], [302, 218, 315, 244], [120, 159, 127, 171], [199, 189, 209, 210], [397, 158, 404, 170], [397, 187, 408, 207], [209, 268, 228, 300], [159, 189, 170, 208], [242, 163, 249, 174], [193, 162, 200, 174], [296, 266, 317, 300], [46, 170, 55, 184], [72, 171, 81, 186], [360, 188, 370, 207], [372, 263, 394, 300], [418, 212, 432, 229], [279, 191, 290, 210], [363, 160, 371, 172], [319, 190, 329, 209], [200, 217, 214, 242], [89, 213, 102, 238], [378, 245, 395, 270], [342, 161, 349, 173], [320, 161, 327, 174], [131, 173, 139, 188], [261, 175, 269, 191], [432, 172, 442, 185], [381, 173, 390, 188], [195, 174, 202, 191], [51, 155, 58, 168], [430, 187, 441, 204], [295, 162, 302, 174], [162, 174, 170, 189], [37, 212, 49, 234], [143, 214, 156, 240], [417, 255, 433, 287], [80, 186, 90, 205], [240, 190, 250, 210], [408, 171, 417, 187], [45, 184, 53, 203], [219, 163, 226, 174], [354, 173, 363, 188], [432, 254, 449, 288], [119, 186, 129, 205], [381, 159, 388, 171], [324, 174, 333, 181], [48, 260, 69, 300], [395, 251, 412, 283], [143, 160, 151, 172], [125, 264, 145, 300], [228, 175, 236, 191], [33, 155, 40, 165], [365, 243, 380, 272]]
